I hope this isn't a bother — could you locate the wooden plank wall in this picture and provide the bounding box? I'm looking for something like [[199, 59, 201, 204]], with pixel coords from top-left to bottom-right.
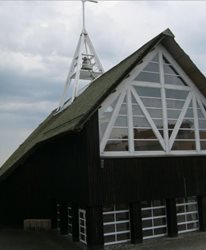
[[101, 156, 206, 204]]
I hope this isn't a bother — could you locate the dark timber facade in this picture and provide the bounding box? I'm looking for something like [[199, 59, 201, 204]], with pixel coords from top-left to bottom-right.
[[1, 29, 206, 248]]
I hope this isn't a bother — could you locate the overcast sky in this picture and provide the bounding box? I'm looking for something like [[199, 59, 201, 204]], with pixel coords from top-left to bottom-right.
[[0, 0, 206, 166]]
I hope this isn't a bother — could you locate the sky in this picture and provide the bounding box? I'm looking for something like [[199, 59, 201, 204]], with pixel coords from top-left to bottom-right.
[[0, 0, 206, 167]]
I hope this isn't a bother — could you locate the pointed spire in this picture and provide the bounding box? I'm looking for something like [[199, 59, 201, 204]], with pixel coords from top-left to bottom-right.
[[57, 0, 104, 112]]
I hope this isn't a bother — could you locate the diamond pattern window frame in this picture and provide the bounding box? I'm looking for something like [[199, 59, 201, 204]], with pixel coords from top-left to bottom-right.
[[99, 45, 206, 157]]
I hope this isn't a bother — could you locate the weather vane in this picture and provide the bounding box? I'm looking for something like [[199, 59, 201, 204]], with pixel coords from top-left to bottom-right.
[[57, 0, 104, 112]]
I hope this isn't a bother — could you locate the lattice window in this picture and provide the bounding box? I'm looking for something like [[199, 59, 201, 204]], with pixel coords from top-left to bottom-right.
[[141, 200, 167, 239], [79, 209, 87, 244], [103, 205, 130, 246], [176, 197, 199, 234], [68, 206, 72, 236], [99, 46, 206, 157]]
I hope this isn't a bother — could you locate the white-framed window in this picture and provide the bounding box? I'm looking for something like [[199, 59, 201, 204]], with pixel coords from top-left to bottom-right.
[[176, 197, 199, 234], [141, 200, 167, 239], [99, 45, 206, 157], [79, 209, 87, 244], [68, 206, 72, 236], [103, 204, 130, 246]]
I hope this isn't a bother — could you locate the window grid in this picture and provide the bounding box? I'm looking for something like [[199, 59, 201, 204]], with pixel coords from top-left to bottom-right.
[[68, 206, 72, 236], [176, 197, 199, 234], [103, 205, 130, 246], [141, 200, 167, 240], [79, 209, 87, 244]]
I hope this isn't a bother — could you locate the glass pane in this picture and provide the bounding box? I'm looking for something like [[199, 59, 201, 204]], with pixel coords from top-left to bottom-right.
[[199, 119, 206, 129], [105, 140, 128, 151], [172, 141, 196, 150], [114, 116, 128, 127], [167, 99, 184, 109], [154, 218, 166, 227], [154, 227, 167, 235], [142, 219, 152, 228], [143, 62, 159, 73], [119, 104, 127, 115], [200, 141, 206, 150], [176, 130, 195, 140], [147, 109, 162, 118], [132, 104, 144, 116], [166, 89, 189, 100], [134, 86, 161, 97], [177, 215, 186, 223], [185, 108, 194, 119], [116, 213, 129, 221], [135, 72, 160, 83], [143, 229, 153, 237], [186, 213, 198, 222], [197, 108, 204, 118], [134, 128, 156, 139], [116, 223, 130, 232], [117, 233, 130, 241], [178, 224, 186, 232], [152, 54, 159, 62], [180, 119, 194, 129], [152, 119, 163, 129], [153, 208, 166, 217], [99, 98, 119, 140], [187, 222, 198, 230], [103, 214, 114, 223], [167, 109, 181, 119], [164, 74, 186, 86], [104, 235, 115, 243], [133, 117, 150, 128], [164, 63, 178, 75], [141, 209, 152, 218], [134, 140, 162, 151], [104, 224, 115, 234], [110, 128, 128, 140], [141, 97, 162, 108]]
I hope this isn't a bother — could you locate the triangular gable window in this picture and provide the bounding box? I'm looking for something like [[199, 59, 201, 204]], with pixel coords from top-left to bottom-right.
[[99, 47, 206, 156]]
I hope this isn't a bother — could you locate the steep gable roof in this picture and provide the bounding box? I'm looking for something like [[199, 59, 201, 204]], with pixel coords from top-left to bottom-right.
[[1, 28, 206, 179]]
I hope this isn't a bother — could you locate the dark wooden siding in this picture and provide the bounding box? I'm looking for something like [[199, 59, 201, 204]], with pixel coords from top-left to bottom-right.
[[101, 156, 206, 204]]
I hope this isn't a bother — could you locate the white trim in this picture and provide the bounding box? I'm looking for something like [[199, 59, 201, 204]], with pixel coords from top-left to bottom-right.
[[193, 95, 201, 152], [127, 88, 134, 152]]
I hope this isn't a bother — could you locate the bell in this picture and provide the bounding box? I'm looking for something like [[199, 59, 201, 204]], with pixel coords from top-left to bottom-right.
[[81, 57, 93, 70]]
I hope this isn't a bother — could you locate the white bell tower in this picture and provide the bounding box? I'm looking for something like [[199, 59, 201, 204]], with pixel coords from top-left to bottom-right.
[[57, 0, 104, 111]]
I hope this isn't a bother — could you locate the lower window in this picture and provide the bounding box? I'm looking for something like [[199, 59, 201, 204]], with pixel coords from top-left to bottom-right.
[[103, 204, 130, 246], [141, 200, 167, 239], [79, 209, 87, 244], [176, 197, 199, 234]]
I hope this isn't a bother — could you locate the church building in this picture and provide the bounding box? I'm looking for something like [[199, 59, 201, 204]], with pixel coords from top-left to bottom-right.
[[1, 29, 206, 248]]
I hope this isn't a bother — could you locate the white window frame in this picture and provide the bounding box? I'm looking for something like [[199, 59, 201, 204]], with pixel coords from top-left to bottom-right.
[[141, 200, 167, 240], [103, 205, 130, 246], [176, 197, 199, 234], [79, 209, 87, 244], [99, 45, 206, 157], [68, 206, 72, 236]]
